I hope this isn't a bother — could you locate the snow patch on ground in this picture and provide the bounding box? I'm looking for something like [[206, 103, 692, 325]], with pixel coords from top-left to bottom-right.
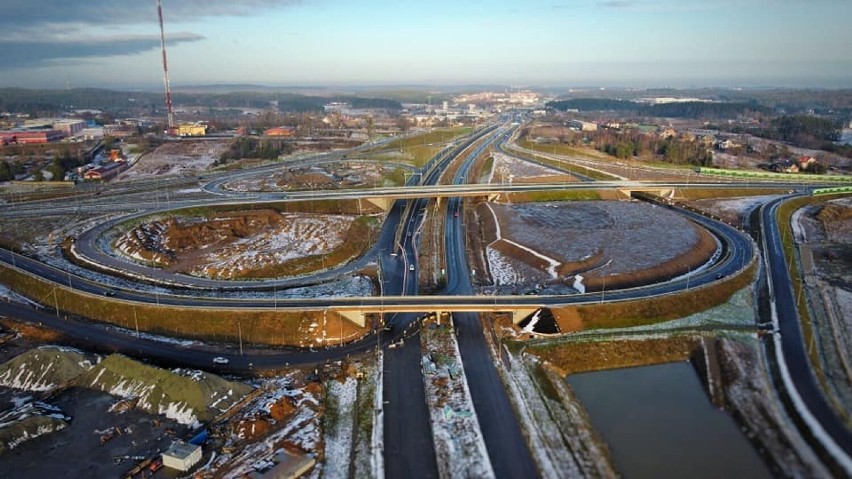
[[192, 214, 355, 279], [489, 152, 565, 182], [711, 195, 782, 214], [0, 284, 39, 307], [421, 323, 495, 479], [323, 376, 357, 479], [487, 247, 523, 285], [200, 375, 322, 479], [498, 352, 616, 478]]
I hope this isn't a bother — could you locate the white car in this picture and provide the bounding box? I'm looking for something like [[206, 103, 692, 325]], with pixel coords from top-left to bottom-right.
[[213, 356, 229, 365], [409, 264, 415, 271]]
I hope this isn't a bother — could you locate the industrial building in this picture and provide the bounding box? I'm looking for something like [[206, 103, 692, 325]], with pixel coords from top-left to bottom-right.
[[264, 126, 296, 137], [176, 123, 208, 137], [0, 130, 65, 144], [52, 119, 87, 137], [82, 161, 127, 181], [162, 441, 202, 472], [566, 120, 598, 132]]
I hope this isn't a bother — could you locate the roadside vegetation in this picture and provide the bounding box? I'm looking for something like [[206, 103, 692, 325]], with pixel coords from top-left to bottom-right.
[[507, 141, 621, 180], [368, 127, 473, 167], [549, 262, 757, 332], [0, 264, 367, 346]]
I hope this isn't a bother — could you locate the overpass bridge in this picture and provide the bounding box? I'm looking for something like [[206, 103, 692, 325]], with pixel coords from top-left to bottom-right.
[[327, 300, 542, 327], [291, 180, 781, 211]]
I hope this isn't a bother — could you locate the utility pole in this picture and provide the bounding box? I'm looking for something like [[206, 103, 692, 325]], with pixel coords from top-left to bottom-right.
[[53, 288, 60, 318], [133, 306, 140, 338], [238, 321, 243, 356]]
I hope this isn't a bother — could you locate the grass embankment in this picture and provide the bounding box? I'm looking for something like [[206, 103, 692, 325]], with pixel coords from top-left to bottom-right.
[[774, 193, 849, 399], [417, 199, 446, 294], [505, 190, 610, 202], [473, 154, 494, 184], [679, 188, 789, 200], [373, 127, 474, 167], [436, 137, 482, 186], [526, 335, 701, 375], [0, 264, 367, 346], [518, 137, 613, 162], [508, 142, 619, 181], [550, 261, 757, 332]]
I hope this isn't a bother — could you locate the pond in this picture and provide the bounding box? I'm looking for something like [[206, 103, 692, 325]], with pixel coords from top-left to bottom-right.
[[567, 361, 771, 479]]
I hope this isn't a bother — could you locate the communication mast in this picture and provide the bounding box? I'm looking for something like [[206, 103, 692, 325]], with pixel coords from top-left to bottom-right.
[[157, 0, 175, 135]]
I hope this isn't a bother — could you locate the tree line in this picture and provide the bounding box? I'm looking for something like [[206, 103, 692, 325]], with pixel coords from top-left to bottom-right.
[[217, 138, 294, 163], [0, 88, 403, 118], [546, 99, 772, 119]]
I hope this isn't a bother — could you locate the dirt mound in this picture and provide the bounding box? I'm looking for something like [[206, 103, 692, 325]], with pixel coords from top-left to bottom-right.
[[120, 140, 230, 180], [816, 202, 852, 223], [117, 210, 286, 265], [0, 346, 93, 392], [0, 412, 68, 455], [226, 162, 396, 192], [114, 209, 360, 279], [269, 396, 296, 421], [73, 354, 253, 425], [816, 200, 852, 244]]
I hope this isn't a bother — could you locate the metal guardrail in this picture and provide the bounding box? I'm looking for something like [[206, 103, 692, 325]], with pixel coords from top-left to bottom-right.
[[812, 186, 852, 196], [699, 167, 852, 183]]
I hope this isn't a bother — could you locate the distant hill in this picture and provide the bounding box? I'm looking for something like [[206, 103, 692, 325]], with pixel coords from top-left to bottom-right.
[[0, 87, 403, 116], [546, 98, 773, 119]]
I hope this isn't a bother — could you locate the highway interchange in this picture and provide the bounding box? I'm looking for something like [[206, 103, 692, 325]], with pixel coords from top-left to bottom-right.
[[0, 122, 850, 476]]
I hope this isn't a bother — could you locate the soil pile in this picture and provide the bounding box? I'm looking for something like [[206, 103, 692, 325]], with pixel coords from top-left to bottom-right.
[[114, 209, 357, 279]]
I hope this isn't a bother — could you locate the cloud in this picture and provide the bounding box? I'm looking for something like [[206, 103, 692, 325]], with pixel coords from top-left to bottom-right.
[[0, 1, 302, 29], [598, 1, 633, 7], [0, 1, 299, 70], [0, 33, 205, 69]]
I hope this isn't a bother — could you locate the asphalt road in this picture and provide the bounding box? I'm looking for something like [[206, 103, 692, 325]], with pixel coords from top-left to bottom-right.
[[382, 327, 439, 479], [443, 127, 540, 478], [761, 196, 852, 466]]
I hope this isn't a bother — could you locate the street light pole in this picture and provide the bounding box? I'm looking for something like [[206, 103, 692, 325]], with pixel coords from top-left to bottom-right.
[[686, 265, 691, 291]]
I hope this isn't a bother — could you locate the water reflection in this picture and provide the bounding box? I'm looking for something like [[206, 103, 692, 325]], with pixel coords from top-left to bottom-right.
[[568, 361, 770, 479]]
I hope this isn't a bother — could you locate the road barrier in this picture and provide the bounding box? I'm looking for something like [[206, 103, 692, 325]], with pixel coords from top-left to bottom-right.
[[698, 167, 852, 183], [812, 186, 852, 196]]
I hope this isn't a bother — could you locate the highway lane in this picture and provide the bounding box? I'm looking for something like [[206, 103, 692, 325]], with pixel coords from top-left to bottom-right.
[[761, 196, 852, 470], [379, 125, 509, 479], [444, 125, 541, 478], [382, 327, 439, 479]]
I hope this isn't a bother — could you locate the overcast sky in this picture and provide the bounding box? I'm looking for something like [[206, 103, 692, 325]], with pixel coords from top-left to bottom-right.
[[0, 0, 850, 89]]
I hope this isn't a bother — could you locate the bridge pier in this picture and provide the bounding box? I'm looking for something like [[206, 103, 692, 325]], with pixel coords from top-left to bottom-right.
[[364, 197, 393, 212], [336, 310, 367, 327], [332, 306, 542, 328], [511, 307, 540, 325]]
